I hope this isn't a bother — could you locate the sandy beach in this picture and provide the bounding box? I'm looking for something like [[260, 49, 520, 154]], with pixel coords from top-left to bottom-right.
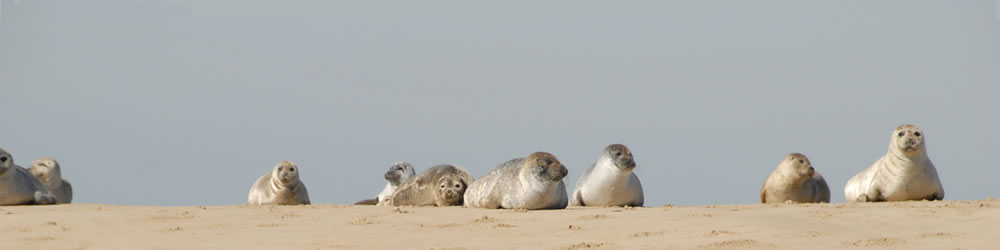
[[2, 200, 998, 249]]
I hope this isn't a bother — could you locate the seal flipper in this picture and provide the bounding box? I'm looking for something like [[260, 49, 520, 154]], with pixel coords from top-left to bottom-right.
[[926, 193, 943, 201], [571, 190, 585, 207], [34, 191, 56, 205], [354, 198, 379, 205]]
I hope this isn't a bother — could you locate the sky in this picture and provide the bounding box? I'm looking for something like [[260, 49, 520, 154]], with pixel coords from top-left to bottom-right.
[[1, 0, 998, 206]]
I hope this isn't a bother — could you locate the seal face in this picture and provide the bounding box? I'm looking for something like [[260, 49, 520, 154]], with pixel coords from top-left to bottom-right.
[[463, 152, 569, 210], [384, 164, 473, 206], [844, 125, 944, 202], [0, 148, 57, 206], [247, 161, 311, 205], [759, 153, 830, 204], [29, 157, 73, 204], [570, 144, 644, 207]]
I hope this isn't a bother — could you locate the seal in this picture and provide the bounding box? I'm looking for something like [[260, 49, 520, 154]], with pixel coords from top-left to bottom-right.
[[844, 124, 944, 202], [463, 152, 569, 210], [759, 153, 830, 204], [569, 144, 643, 207], [28, 157, 73, 204], [382, 164, 474, 207], [354, 162, 416, 205], [247, 160, 311, 205], [0, 148, 56, 205]]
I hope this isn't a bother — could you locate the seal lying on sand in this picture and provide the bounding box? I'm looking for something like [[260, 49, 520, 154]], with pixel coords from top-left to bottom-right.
[[355, 162, 416, 205], [248, 161, 310, 205], [29, 157, 73, 204], [464, 152, 568, 210], [570, 144, 643, 207], [383, 164, 473, 206], [0, 148, 56, 205], [760, 153, 830, 204], [844, 124, 944, 202]]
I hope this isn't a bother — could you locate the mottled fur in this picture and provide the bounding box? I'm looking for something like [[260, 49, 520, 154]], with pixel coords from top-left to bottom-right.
[[386, 164, 473, 206], [464, 152, 569, 210]]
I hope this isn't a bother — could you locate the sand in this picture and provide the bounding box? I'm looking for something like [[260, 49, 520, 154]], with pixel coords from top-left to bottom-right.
[[1, 200, 998, 249]]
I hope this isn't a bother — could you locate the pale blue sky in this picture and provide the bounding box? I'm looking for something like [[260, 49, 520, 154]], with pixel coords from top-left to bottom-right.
[[2, 0, 998, 206]]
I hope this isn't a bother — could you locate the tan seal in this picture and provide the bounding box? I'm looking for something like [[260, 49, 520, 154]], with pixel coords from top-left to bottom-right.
[[381, 164, 473, 207], [844, 124, 944, 202], [760, 153, 830, 203], [248, 161, 310, 205], [29, 157, 73, 204], [570, 144, 643, 207], [355, 162, 416, 205], [0, 148, 56, 205], [464, 152, 569, 210]]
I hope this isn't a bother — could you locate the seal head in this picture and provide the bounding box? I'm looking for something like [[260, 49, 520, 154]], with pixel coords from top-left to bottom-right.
[[525, 152, 568, 183], [604, 144, 636, 171]]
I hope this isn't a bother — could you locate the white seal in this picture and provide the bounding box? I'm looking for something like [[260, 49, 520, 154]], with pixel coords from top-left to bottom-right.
[[759, 153, 830, 203], [383, 164, 474, 206], [354, 162, 416, 205], [248, 161, 311, 205], [29, 157, 73, 204], [844, 124, 944, 202], [463, 152, 569, 210], [0, 148, 56, 205], [569, 144, 643, 207]]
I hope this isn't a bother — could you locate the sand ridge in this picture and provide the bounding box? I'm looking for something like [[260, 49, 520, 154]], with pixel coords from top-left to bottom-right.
[[1, 200, 999, 249]]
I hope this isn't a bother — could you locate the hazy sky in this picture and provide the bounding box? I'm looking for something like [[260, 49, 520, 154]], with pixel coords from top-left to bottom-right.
[[2, 0, 998, 206]]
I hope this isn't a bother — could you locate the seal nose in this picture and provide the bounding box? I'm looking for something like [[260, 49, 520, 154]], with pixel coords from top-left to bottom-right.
[[559, 166, 568, 178]]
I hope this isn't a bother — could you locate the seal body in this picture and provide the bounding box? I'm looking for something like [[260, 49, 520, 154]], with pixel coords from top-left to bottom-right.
[[355, 162, 416, 205], [760, 153, 830, 204], [570, 144, 643, 207], [248, 161, 310, 205], [384, 164, 473, 206], [844, 125, 944, 202], [0, 148, 56, 205], [464, 152, 569, 210], [28, 157, 73, 204]]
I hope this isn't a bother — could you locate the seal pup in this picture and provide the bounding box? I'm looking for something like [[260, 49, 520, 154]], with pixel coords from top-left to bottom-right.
[[354, 162, 416, 205], [844, 124, 944, 202], [0, 148, 56, 205], [28, 157, 73, 204], [569, 144, 643, 207], [248, 161, 311, 205], [464, 152, 569, 210], [759, 153, 830, 204], [382, 164, 473, 207]]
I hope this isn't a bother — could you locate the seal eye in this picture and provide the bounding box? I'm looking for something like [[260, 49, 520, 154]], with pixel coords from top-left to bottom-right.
[[440, 184, 446, 189], [798, 160, 804, 164], [898, 131, 905, 137], [615, 152, 622, 157], [454, 184, 461, 188], [0, 156, 7, 163], [914, 132, 921, 137], [289, 168, 295, 172]]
